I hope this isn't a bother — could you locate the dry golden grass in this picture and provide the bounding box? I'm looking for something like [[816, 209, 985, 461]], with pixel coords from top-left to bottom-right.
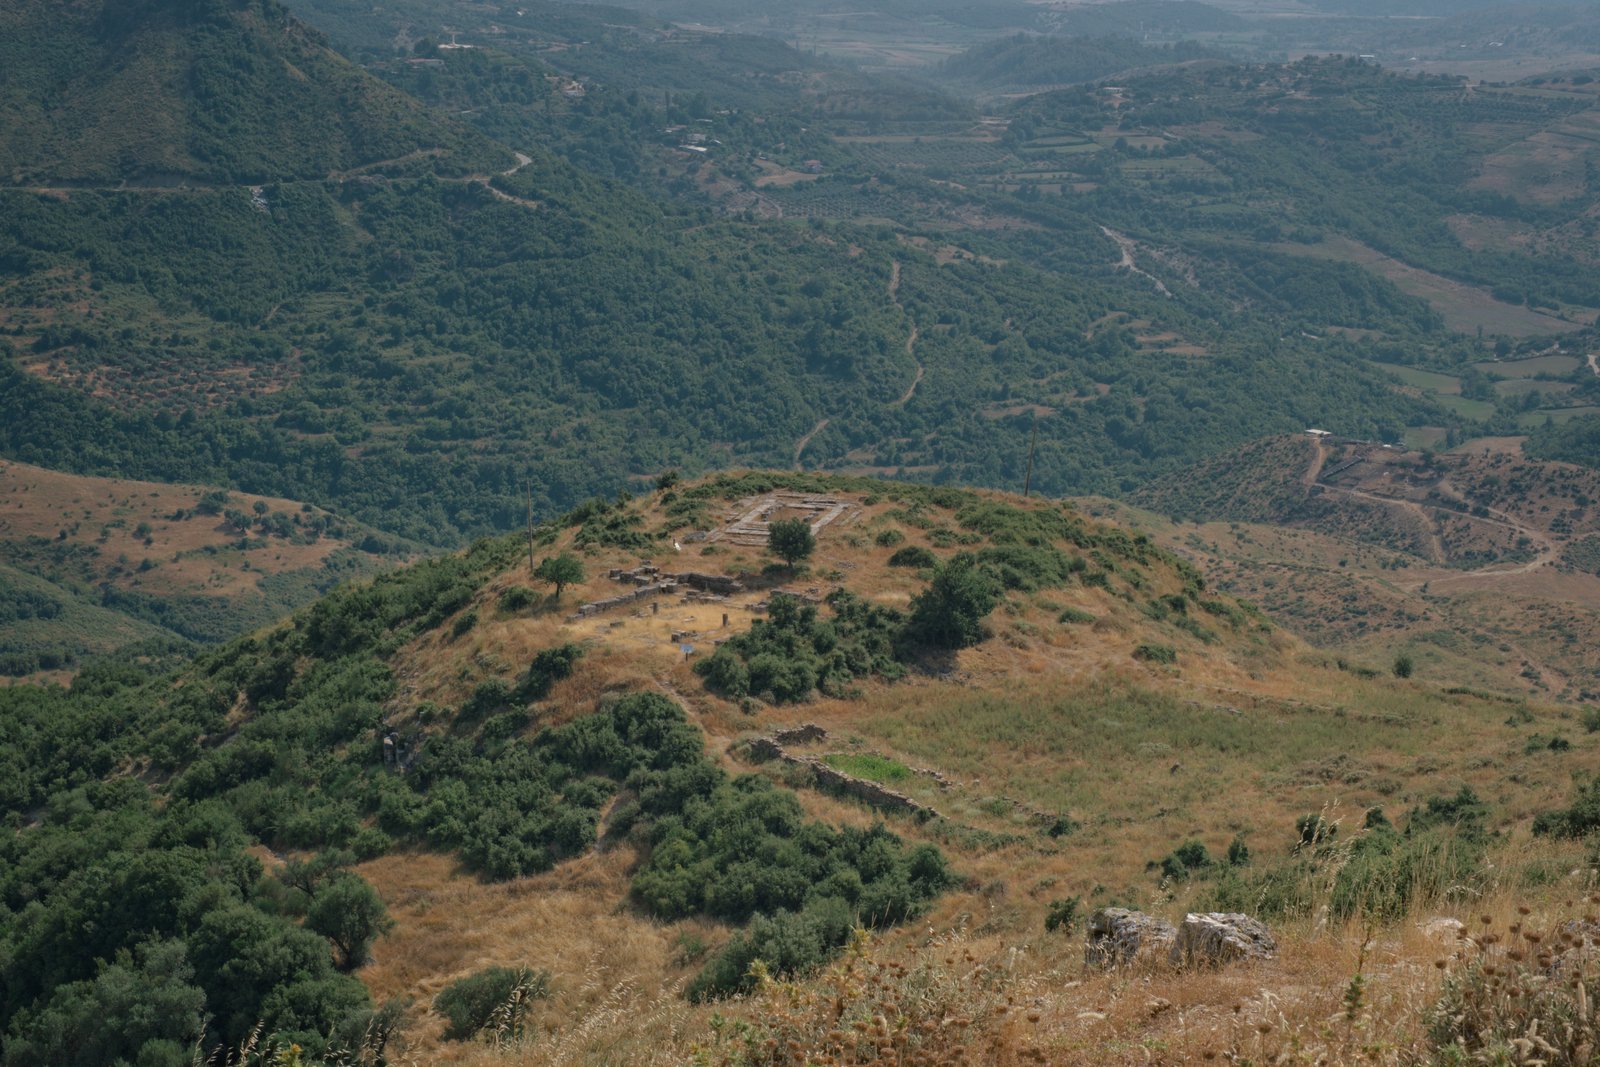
[[342, 479, 1600, 1064], [0, 457, 361, 598], [415, 859, 1600, 1067], [357, 847, 715, 1064]]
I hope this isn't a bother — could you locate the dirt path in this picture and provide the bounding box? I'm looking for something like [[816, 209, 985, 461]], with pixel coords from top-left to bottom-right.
[[479, 184, 541, 210], [1322, 483, 1449, 564], [1589, 351, 1599, 377], [1303, 437, 1329, 488], [1100, 226, 1173, 299], [887, 259, 924, 408], [1289, 443, 1572, 696], [794, 417, 829, 467], [329, 148, 445, 180], [25, 147, 535, 202], [1308, 455, 1557, 577], [894, 332, 924, 407]]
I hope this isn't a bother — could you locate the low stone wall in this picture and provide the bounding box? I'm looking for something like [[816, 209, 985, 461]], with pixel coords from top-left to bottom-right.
[[739, 723, 940, 821], [569, 582, 673, 619]]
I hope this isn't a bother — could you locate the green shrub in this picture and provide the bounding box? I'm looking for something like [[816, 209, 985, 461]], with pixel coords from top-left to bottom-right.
[[1044, 896, 1081, 933], [1057, 606, 1095, 624], [460, 679, 511, 721], [976, 545, 1083, 591], [1132, 643, 1176, 664], [498, 585, 536, 612], [516, 643, 583, 702], [687, 899, 853, 1001], [887, 545, 937, 569], [1328, 824, 1484, 921], [434, 966, 550, 1041], [1296, 812, 1337, 848], [1045, 814, 1079, 838], [1226, 834, 1250, 866], [1155, 839, 1212, 880], [1533, 776, 1600, 837], [768, 518, 816, 567], [694, 591, 903, 704], [874, 528, 904, 548], [305, 873, 395, 971]]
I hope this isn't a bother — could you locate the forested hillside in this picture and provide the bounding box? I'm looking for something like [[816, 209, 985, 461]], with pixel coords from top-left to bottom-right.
[[0, 3, 1456, 552], [8, 3, 1600, 1062], [0, 0, 506, 184]]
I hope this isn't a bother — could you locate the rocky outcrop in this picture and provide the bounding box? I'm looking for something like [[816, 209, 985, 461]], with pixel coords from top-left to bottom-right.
[[1419, 917, 1466, 945], [1085, 910, 1277, 969], [1171, 912, 1277, 967], [1085, 909, 1177, 968], [772, 724, 828, 747]]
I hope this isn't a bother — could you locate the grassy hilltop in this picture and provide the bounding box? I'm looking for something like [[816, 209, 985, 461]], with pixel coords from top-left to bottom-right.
[[3, 472, 1598, 1064]]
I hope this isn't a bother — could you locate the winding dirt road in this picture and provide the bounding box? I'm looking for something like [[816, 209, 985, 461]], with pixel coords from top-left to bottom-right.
[[1306, 438, 1557, 581], [887, 259, 924, 408], [1302, 437, 1570, 692], [1100, 226, 1173, 299], [793, 418, 829, 467]]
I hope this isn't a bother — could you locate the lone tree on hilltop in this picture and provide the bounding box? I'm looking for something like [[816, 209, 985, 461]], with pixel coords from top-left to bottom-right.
[[534, 552, 585, 600], [767, 518, 815, 569]]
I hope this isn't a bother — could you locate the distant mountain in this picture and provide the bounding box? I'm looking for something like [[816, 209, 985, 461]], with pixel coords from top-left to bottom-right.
[[938, 33, 1227, 91], [0, 0, 508, 185], [1300, 0, 1506, 14], [1040, 0, 1244, 37]]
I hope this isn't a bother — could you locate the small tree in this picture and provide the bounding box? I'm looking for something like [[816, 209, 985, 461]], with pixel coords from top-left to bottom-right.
[[767, 518, 815, 569], [903, 554, 998, 651], [306, 874, 394, 971], [1392, 652, 1414, 679], [534, 552, 585, 600]]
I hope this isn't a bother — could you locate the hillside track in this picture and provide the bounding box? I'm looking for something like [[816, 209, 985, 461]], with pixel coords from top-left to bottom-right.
[[887, 259, 924, 408], [1306, 443, 1558, 581]]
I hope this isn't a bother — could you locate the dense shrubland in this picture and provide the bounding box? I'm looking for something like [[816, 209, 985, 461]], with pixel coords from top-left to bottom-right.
[[0, 509, 961, 1056]]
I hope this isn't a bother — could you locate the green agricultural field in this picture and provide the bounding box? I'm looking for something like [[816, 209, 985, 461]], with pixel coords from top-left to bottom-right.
[[1373, 361, 1463, 395], [1518, 405, 1600, 427], [1472, 355, 1583, 378], [1493, 379, 1576, 398], [1436, 395, 1498, 420]]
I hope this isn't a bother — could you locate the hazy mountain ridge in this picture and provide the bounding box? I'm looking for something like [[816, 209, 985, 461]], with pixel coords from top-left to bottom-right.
[[0, 0, 507, 184]]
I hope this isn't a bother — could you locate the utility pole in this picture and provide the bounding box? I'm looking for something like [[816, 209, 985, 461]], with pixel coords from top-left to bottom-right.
[[1023, 413, 1039, 498], [525, 481, 536, 575]]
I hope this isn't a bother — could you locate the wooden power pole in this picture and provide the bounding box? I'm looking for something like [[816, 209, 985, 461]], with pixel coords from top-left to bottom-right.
[[534, 483, 547, 579], [1022, 413, 1039, 498]]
